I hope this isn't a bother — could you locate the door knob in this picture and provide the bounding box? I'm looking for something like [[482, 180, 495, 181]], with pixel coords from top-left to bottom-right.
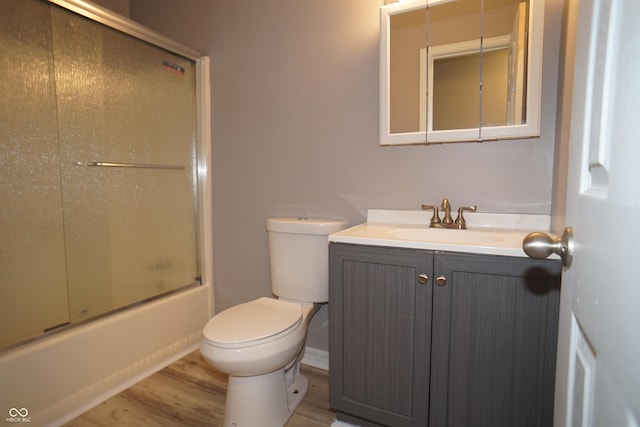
[[522, 227, 574, 267], [417, 274, 429, 284], [435, 276, 447, 286]]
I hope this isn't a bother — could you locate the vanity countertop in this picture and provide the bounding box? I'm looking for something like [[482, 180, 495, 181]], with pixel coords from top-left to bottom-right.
[[329, 209, 559, 258]]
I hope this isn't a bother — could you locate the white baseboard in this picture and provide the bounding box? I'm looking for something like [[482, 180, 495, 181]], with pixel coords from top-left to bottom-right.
[[331, 421, 360, 427], [301, 346, 328, 370]]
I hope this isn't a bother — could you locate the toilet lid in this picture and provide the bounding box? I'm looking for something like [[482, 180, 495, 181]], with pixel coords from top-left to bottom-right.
[[203, 297, 302, 347]]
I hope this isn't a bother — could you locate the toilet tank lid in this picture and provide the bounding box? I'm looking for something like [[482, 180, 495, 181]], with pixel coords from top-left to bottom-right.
[[267, 217, 348, 235]]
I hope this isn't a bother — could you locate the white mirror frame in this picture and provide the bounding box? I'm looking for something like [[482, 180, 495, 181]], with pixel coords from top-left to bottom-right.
[[380, 0, 544, 146]]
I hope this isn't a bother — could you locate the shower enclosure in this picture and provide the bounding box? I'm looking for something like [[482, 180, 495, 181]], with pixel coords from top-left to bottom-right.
[[1, 0, 202, 349]]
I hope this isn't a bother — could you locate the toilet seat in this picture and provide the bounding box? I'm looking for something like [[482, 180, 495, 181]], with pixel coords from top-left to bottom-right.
[[203, 297, 302, 349]]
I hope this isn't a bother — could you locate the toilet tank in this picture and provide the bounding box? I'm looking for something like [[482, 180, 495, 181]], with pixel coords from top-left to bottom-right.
[[267, 217, 348, 303]]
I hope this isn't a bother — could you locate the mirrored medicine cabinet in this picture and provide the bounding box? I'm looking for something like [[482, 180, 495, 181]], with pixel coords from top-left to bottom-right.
[[380, 0, 544, 145]]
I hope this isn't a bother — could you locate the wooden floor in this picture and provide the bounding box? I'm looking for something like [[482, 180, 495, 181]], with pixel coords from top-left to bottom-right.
[[65, 351, 336, 427]]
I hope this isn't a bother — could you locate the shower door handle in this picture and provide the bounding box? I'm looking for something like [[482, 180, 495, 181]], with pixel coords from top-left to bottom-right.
[[75, 161, 184, 170]]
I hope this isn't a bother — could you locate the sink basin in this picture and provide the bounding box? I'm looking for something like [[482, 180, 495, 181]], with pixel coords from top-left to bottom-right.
[[389, 228, 505, 245]]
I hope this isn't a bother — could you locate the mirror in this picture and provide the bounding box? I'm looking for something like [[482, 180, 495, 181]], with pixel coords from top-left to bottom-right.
[[380, 0, 544, 145]]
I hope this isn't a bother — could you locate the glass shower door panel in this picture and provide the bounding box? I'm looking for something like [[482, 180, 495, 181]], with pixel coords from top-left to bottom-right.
[[50, 6, 198, 322], [0, 0, 70, 348]]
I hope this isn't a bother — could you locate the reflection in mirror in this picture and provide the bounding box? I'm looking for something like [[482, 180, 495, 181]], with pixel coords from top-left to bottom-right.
[[482, 0, 528, 128], [427, 35, 512, 130], [426, 0, 481, 135], [380, 0, 543, 145], [388, 4, 426, 136]]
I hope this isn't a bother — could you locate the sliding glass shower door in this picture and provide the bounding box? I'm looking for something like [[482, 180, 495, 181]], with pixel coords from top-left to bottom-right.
[[0, 0, 70, 347], [51, 5, 199, 323], [1, 0, 200, 348]]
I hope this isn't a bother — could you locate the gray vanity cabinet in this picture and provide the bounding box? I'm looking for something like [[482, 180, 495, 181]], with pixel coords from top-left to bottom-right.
[[430, 252, 561, 427], [329, 244, 433, 426], [329, 243, 561, 427]]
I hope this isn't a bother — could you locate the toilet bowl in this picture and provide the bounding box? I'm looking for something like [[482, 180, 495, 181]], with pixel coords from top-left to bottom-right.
[[199, 217, 348, 427], [200, 297, 314, 376], [199, 298, 317, 427]]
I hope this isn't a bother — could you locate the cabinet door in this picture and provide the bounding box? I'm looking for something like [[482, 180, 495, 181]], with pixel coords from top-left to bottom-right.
[[430, 253, 561, 427], [330, 244, 432, 427]]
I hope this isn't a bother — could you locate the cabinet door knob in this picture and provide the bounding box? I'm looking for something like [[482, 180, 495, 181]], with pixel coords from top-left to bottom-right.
[[417, 274, 429, 284], [436, 275, 447, 286]]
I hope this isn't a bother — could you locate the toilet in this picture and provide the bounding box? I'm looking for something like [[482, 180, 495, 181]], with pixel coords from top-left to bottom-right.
[[199, 217, 348, 427]]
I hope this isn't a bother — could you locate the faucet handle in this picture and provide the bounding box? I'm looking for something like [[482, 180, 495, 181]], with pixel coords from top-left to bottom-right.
[[454, 206, 477, 229], [421, 204, 441, 226]]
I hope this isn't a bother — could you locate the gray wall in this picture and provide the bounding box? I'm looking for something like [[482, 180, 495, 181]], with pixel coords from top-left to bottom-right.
[[129, 0, 565, 351]]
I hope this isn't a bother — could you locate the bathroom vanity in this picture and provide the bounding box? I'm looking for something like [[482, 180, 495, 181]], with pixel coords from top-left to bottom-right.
[[328, 210, 561, 427]]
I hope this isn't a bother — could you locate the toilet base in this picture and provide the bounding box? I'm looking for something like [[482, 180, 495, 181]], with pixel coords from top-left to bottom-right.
[[223, 366, 309, 427]]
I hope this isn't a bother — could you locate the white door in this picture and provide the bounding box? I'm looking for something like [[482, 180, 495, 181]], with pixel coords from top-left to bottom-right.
[[551, 0, 640, 425]]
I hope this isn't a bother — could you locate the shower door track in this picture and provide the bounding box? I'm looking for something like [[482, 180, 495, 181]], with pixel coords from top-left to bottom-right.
[[47, 0, 201, 61]]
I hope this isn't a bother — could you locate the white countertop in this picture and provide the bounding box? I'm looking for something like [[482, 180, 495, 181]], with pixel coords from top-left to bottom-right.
[[329, 209, 559, 258]]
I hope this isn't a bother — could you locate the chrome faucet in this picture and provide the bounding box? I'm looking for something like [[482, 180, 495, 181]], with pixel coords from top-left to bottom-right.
[[421, 198, 477, 229]]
